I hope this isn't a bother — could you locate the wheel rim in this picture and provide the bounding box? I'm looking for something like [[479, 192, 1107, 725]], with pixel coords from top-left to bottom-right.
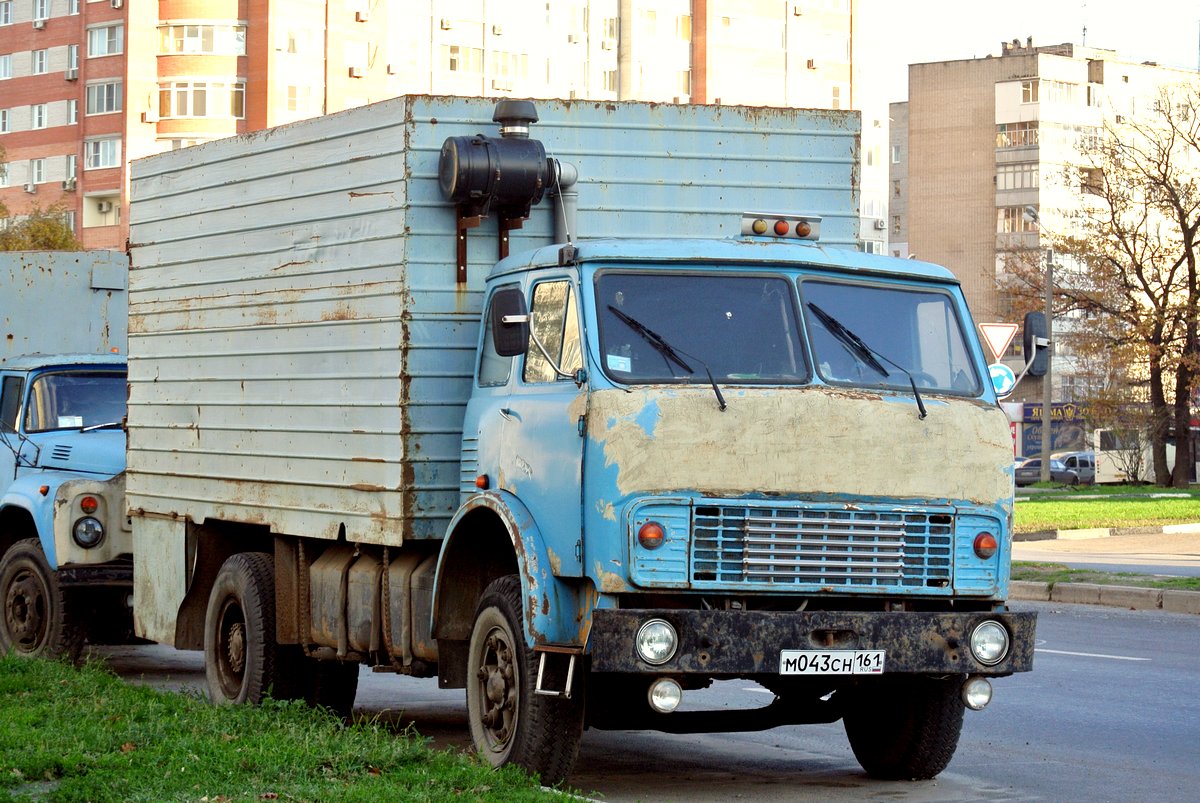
[[214, 597, 247, 699], [474, 624, 518, 753], [3, 565, 49, 653]]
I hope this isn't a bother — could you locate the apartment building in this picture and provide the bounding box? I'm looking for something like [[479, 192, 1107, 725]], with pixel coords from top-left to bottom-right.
[[890, 39, 1199, 403], [1, 0, 867, 251]]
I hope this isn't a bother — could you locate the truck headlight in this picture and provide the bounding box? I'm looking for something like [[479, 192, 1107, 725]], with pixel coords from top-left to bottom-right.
[[635, 619, 678, 665], [969, 620, 1009, 666], [72, 517, 105, 548]]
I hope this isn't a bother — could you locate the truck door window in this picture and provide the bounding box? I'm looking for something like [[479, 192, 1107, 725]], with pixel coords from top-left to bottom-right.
[[479, 288, 516, 387], [0, 376, 23, 431], [800, 280, 981, 396], [524, 280, 582, 384]]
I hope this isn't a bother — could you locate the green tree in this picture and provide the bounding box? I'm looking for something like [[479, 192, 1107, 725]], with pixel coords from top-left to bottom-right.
[[0, 202, 83, 251]]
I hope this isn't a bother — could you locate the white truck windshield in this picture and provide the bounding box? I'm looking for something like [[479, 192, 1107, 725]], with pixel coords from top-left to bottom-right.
[[800, 280, 982, 395], [596, 273, 808, 384]]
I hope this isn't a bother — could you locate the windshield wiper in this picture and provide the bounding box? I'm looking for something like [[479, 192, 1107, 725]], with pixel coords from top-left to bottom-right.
[[82, 421, 124, 433], [607, 305, 727, 412], [806, 303, 927, 420]]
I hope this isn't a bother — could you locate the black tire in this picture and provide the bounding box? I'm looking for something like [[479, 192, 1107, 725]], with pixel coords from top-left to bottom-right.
[[467, 575, 584, 785], [0, 538, 84, 662], [204, 552, 284, 706], [843, 674, 965, 780]]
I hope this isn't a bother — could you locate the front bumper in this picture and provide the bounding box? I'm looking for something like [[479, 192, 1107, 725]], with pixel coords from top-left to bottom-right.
[[588, 608, 1036, 676]]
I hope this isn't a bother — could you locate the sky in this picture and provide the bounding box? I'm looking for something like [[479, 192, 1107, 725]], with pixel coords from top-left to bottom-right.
[[857, 0, 1200, 104]]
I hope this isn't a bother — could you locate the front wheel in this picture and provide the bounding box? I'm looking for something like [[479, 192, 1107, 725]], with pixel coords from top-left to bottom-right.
[[842, 674, 965, 780], [0, 539, 84, 662], [204, 552, 285, 705], [466, 575, 584, 786]]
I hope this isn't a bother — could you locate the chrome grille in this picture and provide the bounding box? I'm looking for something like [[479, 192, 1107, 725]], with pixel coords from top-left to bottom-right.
[[691, 505, 953, 589]]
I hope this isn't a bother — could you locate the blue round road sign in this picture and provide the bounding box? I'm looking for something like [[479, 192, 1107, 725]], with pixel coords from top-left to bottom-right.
[[989, 363, 1016, 396]]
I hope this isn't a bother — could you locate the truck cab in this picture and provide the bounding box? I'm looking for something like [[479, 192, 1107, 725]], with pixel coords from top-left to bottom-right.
[[0, 354, 129, 659]]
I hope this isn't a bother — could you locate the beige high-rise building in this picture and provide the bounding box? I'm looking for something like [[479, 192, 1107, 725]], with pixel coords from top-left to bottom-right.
[[1, 0, 866, 251], [891, 39, 1199, 401]]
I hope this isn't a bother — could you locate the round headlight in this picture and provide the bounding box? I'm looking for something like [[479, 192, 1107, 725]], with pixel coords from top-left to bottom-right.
[[962, 676, 993, 710], [647, 678, 683, 713], [635, 618, 678, 665], [969, 620, 1010, 666], [72, 516, 105, 549]]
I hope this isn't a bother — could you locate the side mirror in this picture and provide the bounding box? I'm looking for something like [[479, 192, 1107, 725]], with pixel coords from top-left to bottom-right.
[[490, 288, 530, 357], [1022, 311, 1049, 377]]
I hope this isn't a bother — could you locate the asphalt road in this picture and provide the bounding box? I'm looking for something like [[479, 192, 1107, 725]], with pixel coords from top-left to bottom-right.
[[96, 600, 1200, 802]]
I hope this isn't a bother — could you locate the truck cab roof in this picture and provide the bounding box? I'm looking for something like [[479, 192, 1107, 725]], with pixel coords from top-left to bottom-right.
[[1, 353, 127, 372], [489, 238, 961, 284]]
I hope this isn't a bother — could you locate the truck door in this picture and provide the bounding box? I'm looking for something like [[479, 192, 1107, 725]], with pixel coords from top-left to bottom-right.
[[0, 374, 24, 482], [501, 278, 587, 577]]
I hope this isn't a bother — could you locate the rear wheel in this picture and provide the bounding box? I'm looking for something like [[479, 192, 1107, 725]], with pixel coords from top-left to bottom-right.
[[842, 674, 965, 780], [204, 552, 284, 705], [466, 575, 584, 785], [0, 539, 84, 662]]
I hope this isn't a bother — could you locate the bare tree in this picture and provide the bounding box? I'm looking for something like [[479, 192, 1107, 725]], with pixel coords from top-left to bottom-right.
[[1005, 83, 1200, 487]]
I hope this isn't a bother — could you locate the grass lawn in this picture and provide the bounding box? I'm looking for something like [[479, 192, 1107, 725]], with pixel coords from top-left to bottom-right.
[[0, 656, 558, 802], [1014, 485, 1200, 534], [1011, 561, 1200, 590]]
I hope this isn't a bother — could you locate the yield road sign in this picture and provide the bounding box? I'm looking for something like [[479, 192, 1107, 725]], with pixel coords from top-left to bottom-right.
[[980, 323, 1019, 361]]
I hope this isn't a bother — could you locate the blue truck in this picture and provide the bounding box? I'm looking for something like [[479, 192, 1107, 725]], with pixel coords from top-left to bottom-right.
[[0, 252, 131, 660], [126, 97, 1034, 784]]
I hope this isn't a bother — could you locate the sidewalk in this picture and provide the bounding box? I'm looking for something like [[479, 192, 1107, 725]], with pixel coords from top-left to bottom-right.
[[1009, 525, 1200, 615]]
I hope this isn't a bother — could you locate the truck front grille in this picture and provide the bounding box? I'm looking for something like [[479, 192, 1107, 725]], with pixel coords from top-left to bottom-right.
[[691, 505, 953, 589]]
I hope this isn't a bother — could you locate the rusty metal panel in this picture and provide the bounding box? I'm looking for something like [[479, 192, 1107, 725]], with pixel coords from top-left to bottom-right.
[[131, 516, 188, 645], [126, 96, 860, 548], [2, 250, 128, 362]]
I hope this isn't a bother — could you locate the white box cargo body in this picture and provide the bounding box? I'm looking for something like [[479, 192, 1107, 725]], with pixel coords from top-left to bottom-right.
[[126, 95, 860, 547]]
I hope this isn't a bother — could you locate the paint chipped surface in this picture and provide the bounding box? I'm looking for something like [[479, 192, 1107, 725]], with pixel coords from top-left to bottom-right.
[[595, 500, 617, 521], [594, 560, 628, 593], [588, 386, 1012, 505]]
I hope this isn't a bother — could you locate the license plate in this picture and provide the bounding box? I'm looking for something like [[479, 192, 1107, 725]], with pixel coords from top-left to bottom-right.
[[779, 649, 886, 675]]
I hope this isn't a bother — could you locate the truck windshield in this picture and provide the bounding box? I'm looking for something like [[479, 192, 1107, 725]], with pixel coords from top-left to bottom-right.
[[24, 371, 126, 433], [596, 273, 808, 384], [799, 280, 982, 395]]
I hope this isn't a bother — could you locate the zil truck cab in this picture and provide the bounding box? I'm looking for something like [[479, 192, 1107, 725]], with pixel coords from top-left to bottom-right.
[[0, 354, 129, 659]]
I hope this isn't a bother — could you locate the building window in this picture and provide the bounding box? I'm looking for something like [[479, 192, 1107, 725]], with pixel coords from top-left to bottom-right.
[[158, 81, 246, 119], [891, 144, 901, 163], [65, 154, 76, 179], [31, 104, 47, 129], [84, 138, 120, 169], [86, 81, 122, 114], [67, 43, 78, 70], [159, 24, 247, 56], [676, 14, 691, 40], [30, 158, 45, 184], [893, 179, 901, 196], [0, 1, 11, 25], [0, 55, 9, 79], [443, 45, 483, 73], [996, 162, 1039, 190], [0, 163, 8, 187], [68, 98, 77, 123], [0, 109, 7, 133], [997, 206, 1039, 233], [603, 69, 617, 92], [32, 49, 48, 74], [69, 0, 79, 14], [604, 17, 618, 40], [88, 24, 125, 57], [286, 85, 310, 112], [677, 70, 690, 95], [33, 0, 48, 20], [831, 85, 842, 110], [996, 121, 1039, 148], [1021, 79, 1038, 103], [892, 215, 900, 233]]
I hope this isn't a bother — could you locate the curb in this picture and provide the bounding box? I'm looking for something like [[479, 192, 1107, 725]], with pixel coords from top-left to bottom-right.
[[1011, 580, 1200, 614], [1013, 521, 1200, 542]]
